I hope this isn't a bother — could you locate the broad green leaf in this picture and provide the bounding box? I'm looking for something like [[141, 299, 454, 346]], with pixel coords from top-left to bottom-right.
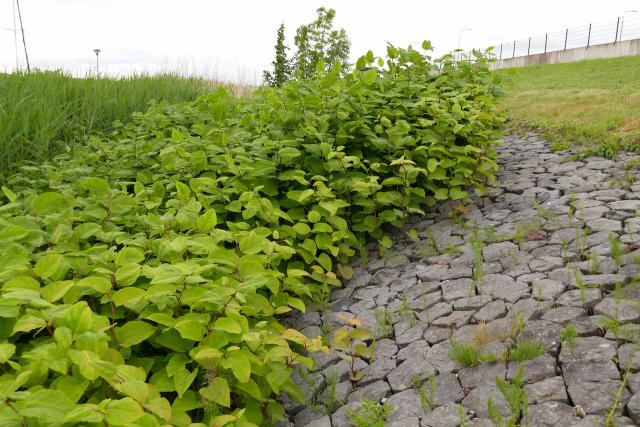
[[20, 389, 74, 423], [200, 377, 230, 407], [115, 247, 145, 266], [224, 351, 251, 382], [196, 209, 218, 231], [115, 321, 155, 347], [214, 317, 241, 334], [239, 230, 270, 255], [104, 397, 145, 425], [33, 253, 64, 279], [0, 342, 15, 363]]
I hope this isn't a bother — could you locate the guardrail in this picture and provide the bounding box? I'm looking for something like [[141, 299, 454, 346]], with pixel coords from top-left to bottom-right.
[[455, 13, 640, 60]]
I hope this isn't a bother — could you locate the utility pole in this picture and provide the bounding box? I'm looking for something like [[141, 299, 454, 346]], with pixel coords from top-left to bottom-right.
[[16, 0, 30, 72], [94, 49, 101, 76]]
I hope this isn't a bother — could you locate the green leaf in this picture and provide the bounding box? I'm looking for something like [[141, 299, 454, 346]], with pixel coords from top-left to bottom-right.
[[174, 368, 198, 398], [214, 317, 241, 334], [361, 69, 377, 86], [115, 247, 145, 266], [0, 342, 16, 363], [81, 177, 111, 195], [76, 275, 111, 294], [104, 397, 145, 425], [196, 209, 218, 231], [450, 187, 468, 200], [112, 287, 146, 306], [115, 264, 141, 287], [225, 351, 251, 382], [21, 389, 74, 423], [1, 186, 17, 202], [115, 321, 155, 347], [239, 230, 270, 255], [200, 377, 230, 407], [33, 253, 64, 279], [31, 192, 71, 215]]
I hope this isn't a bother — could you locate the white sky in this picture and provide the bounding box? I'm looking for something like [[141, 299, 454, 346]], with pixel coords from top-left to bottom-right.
[[1, 0, 639, 83]]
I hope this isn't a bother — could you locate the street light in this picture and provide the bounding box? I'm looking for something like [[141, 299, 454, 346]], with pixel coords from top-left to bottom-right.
[[620, 10, 639, 42], [93, 48, 101, 76]]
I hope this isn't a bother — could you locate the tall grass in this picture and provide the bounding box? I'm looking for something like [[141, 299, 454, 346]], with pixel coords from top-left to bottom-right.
[[0, 71, 237, 180]]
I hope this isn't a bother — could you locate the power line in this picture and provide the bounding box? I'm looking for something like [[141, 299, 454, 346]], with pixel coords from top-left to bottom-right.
[[16, 0, 30, 72]]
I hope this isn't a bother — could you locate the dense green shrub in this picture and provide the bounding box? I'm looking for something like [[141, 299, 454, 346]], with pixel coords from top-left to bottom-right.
[[0, 43, 502, 426]]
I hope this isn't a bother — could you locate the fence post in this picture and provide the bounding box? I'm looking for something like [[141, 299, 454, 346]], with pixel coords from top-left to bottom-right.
[[544, 34, 548, 53], [499, 44, 503, 60], [527, 37, 531, 55], [587, 23, 592, 48], [512, 40, 516, 58], [615, 17, 620, 43], [564, 29, 568, 50]]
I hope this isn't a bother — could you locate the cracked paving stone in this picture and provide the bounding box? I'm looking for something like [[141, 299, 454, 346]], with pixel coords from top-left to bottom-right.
[[532, 279, 567, 301], [541, 306, 586, 324], [527, 401, 578, 426], [507, 354, 557, 383], [567, 379, 631, 415], [556, 288, 603, 308], [461, 385, 510, 418], [458, 362, 506, 389], [480, 273, 530, 303], [420, 403, 473, 427], [441, 278, 475, 302], [387, 353, 436, 392], [347, 380, 391, 404], [525, 376, 569, 404], [472, 300, 507, 323], [594, 297, 640, 324]]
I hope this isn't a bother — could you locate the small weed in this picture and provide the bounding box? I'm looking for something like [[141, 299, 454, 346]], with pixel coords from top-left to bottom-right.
[[560, 323, 577, 351], [488, 364, 528, 426], [373, 308, 394, 339], [561, 239, 570, 266], [567, 193, 576, 219], [347, 399, 394, 427], [417, 373, 436, 413], [589, 249, 599, 273], [550, 140, 572, 152], [605, 368, 631, 426], [324, 370, 339, 413], [445, 243, 463, 255], [449, 338, 497, 367], [609, 233, 625, 270], [536, 286, 543, 304], [507, 339, 545, 362], [510, 313, 526, 341], [483, 225, 498, 243], [470, 229, 484, 292], [399, 294, 417, 326], [457, 403, 468, 427], [332, 315, 374, 385], [572, 269, 587, 305]]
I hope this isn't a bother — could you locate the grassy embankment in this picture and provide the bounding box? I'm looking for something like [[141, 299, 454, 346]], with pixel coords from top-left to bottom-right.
[[500, 55, 640, 154], [0, 71, 242, 180]]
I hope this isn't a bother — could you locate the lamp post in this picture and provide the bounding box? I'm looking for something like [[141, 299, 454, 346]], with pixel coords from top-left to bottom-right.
[[93, 48, 101, 76], [620, 10, 639, 42]]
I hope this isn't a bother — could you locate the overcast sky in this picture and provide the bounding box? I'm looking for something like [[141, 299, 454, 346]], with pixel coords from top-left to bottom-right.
[[1, 0, 639, 83]]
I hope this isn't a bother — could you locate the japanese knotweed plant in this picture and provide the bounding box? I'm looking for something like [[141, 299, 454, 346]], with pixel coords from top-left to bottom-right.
[[0, 41, 502, 426]]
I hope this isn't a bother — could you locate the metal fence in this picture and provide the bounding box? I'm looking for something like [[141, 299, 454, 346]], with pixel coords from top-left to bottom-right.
[[455, 13, 640, 60]]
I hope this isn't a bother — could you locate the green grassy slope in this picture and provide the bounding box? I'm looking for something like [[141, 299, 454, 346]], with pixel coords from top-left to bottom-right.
[[499, 55, 640, 147]]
